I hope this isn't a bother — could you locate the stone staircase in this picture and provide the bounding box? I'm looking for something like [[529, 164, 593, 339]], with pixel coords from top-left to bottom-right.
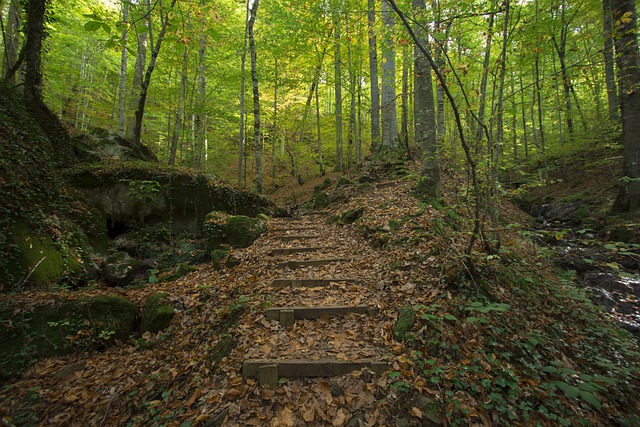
[[241, 214, 388, 387]]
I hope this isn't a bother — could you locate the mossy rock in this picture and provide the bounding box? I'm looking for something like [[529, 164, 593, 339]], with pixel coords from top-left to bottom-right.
[[2, 220, 83, 289], [208, 334, 236, 367], [394, 305, 416, 341], [339, 207, 365, 225], [211, 249, 240, 271], [104, 251, 141, 286], [336, 176, 355, 188], [568, 206, 590, 224], [225, 215, 265, 248], [163, 262, 197, 282], [141, 292, 174, 333], [203, 213, 265, 249], [312, 191, 330, 210], [0, 295, 137, 378]]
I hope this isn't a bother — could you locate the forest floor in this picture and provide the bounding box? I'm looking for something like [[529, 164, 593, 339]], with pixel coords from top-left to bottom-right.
[[2, 157, 640, 426]]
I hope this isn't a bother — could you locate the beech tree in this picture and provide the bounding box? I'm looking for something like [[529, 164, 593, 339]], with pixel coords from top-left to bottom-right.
[[611, 0, 640, 212]]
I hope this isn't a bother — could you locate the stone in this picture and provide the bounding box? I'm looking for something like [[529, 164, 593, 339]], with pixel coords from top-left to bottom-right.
[[203, 213, 266, 249], [141, 292, 175, 333], [394, 305, 417, 341], [104, 251, 140, 286], [339, 207, 365, 225]]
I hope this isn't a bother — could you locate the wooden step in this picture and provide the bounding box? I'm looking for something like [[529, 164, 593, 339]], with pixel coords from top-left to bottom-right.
[[271, 278, 360, 288], [273, 235, 321, 242], [242, 358, 388, 387], [269, 246, 331, 256], [266, 305, 376, 327], [277, 258, 351, 269]]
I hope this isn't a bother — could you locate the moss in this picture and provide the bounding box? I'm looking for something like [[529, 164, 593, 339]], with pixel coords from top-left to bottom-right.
[[312, 191, 330, 209], [208, 334, 236, 366], [568, 206, 590, 224], [225, 215, 266, 248], [3, 220, 83, 289], [336, 176, 355, 188], [0, 295, 137, 378], [211, 249, 229, 270], [393, 305, 417, 341], [339, 207, 365, 225], [141, 292, 174, 333]]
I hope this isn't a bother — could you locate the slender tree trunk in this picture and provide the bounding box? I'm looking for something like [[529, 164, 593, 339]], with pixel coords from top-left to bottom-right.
[[475, 6, 494, 151], [315, 81, 325, 175], [193, 3, 207, 168], [125, 28, 147, 140], [117, 0, 128, 138], [611, 0, 640, 212], [413, 0, 439, 198], [401, 43, 410, 156], [168, 48, 187, 166], [368, 0, 381, 153], [248, 0, 262, 193], [603, 0, 619, 121], [298, 48, 326, 144], [238, 1, 250, 187], [347, 20, 358, 167], [381, 0, 399, 150], [334, 7, 344, 170], [133, 0, 179, 147], [272, 57, 278, 188], [2, 0, 22, 85]]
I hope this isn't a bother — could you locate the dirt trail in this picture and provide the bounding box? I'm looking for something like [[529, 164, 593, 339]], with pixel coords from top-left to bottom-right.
[[2, 179, 444, 426]]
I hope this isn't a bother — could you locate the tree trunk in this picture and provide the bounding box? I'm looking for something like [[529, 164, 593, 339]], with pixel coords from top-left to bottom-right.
[[2, 0, 22, 85], [401, 43, 410, 156], [611, 0, 640, 212], [168, 48, 187, 167], [603, 0, 619, 121], [334, 7, 344, 170], [347, 20, 358, 167], [381, 0, 399, 150], [133, 0, 178, 147], [413, 0, 439, 198], [117, 0, 128, 138], [23, 0, 74, 163], [368, 0, 381, 153], [238, 1, 249, 187], [249, 0, 262, 193], [125, 27, 147, 141], [475, 5, 494, 151], [271, 57, 278, 188], [315, 80, 325, 175], [193, 2, 207, 168]]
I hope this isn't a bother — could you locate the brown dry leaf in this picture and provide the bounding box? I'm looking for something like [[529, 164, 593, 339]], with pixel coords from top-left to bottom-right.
[[411, 406, 423, 419], [302, 403, 316, 422], [332, 408, 347, 426], [279, 406, 295, 427]]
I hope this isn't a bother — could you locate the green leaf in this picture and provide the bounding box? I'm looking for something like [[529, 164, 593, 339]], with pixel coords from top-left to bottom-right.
[[604, 243, 617, 250], [579, 391, 601, 410], [101, 23, 112, 35], [84, 21, 103, 32], [388, 371, 401, 379], [444, 314, 458, 321]]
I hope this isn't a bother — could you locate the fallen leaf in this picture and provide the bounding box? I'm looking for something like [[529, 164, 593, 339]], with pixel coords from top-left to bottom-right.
[[411, 407, 423, 419]]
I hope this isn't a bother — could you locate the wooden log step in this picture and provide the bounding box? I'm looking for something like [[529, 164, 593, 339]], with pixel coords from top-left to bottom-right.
[[271, 278, 360, 288], [273, 235, 321, 242], [242, 359, 388, 382], [277, 258, 351, 269], [265, 305, 376, 323], [269, 246, 332, 256]]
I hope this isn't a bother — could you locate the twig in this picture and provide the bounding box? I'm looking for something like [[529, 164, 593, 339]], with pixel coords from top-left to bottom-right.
[[18, 256, 46, 290]]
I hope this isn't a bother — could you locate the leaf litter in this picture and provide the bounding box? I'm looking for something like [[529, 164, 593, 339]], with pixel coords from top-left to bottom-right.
[[2, 173, 639, 426]]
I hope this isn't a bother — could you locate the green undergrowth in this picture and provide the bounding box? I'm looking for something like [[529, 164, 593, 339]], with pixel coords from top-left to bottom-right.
[[398, 260, 640, 425]]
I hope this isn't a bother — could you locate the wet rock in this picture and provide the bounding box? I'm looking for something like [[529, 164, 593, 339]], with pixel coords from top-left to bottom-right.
[[104, 251, 141, 286], [141, 292, 174, 333], [394, 305, 417, 341]]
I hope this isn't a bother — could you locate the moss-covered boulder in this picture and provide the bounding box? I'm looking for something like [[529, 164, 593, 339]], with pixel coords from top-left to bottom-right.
[[339, 207, 365, 225], [104, 251, 141, 286], [203, 212, 266, 249], [394, 305, 417, 341], [0, 295, 138, 378], [2, 221, 83, 289], [140, 292, 174, 333], [211, 249, 241, 271]]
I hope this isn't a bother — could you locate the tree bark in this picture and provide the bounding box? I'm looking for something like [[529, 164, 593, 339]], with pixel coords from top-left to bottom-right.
[[334, 7, 344, 170], [23, 0, 74, 164], [248, 0, 262, 193], [238, 1, 249, 187], [2, 0, 22, 85], [125, 26, 147, 141], [368, 0, 381, 153], [381, 0, 399, 150], [603, 0, 619, 121], [117, 0, 128, 138], [193, 2, 207, 168], [168, 48, 187, 167], [413, 0, 439, 198], [611, 0, 640, 212], [133, 0, 178, 147]]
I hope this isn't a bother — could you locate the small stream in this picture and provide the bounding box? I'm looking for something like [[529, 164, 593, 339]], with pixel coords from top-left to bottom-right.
[[529, 203, 640, 339]]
